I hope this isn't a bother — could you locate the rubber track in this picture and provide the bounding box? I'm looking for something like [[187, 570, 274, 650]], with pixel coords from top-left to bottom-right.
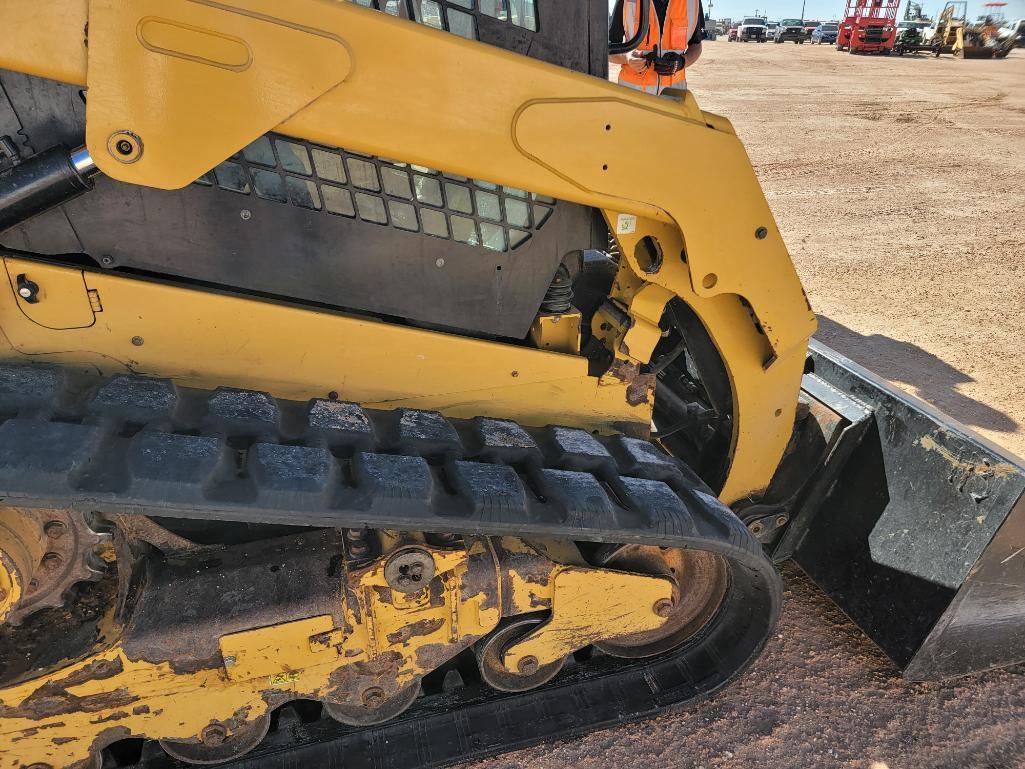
[[0, 363, 782, 768]]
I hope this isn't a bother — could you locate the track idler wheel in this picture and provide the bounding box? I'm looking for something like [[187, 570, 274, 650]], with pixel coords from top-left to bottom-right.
[[476, 615, 567, 692], [323, 680, 422, 726], [159, 715, 271, 765], [592, 545, 729, 659]]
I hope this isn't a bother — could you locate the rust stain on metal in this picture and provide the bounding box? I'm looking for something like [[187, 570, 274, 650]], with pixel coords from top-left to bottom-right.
[[89, 710, 129, 724], [325, 651, 404, 706], [0, 684, 138, 720], [919, 434, 1017, 479], [413, 634, 479, 672], [529, 594, 553, 610], [605, 359, 656, 406], [386, 617, 445, 646], [11, 720, 68, 742], [0, 658, 138, 720], [458, 541, 500, 612]]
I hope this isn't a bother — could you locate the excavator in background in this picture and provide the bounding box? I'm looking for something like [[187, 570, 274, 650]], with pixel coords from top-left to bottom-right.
[[0, 2, 1023, 768], [930, 0, 1020, 57]]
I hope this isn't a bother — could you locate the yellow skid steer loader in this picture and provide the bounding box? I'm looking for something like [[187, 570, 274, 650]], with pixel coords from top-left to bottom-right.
[[0, 2, 1022, 768]]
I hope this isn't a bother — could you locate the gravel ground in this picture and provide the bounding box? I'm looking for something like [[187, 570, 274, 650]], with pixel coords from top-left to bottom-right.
[[468, 43, 1025, 769]]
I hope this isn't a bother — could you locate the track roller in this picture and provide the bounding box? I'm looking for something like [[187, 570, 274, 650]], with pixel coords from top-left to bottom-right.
[[593, 545, 729, 659], [476, 615, 567, 692], [159, 715, 271, 765], [323, 680, 422, 726]]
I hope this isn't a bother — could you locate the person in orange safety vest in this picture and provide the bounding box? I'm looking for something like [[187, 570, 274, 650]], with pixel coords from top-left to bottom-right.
[[609, 0, 706, 94]]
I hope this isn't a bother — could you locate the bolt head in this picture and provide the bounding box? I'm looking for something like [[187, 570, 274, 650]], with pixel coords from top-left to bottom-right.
[[18, 286, 32, 298], [44, 520, 67, 539], [776, 515, 789, 527], [384, 548, 435, 593], [517, 655, 539, 675], [653, 598, 674, 618], [131, 336, 144, 347], [240, 208, 252, 221]]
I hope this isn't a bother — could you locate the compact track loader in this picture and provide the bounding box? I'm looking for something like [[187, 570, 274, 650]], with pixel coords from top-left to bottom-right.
[[0, 2, 1023, 768]]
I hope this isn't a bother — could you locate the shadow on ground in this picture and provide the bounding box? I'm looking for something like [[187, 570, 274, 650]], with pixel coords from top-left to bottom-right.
[[815, 316, 1018, 434]]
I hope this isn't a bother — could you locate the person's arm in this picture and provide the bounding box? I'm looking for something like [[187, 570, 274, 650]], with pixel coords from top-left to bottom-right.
[[609, 0, 652, 72], [685, 41, 702, 67]]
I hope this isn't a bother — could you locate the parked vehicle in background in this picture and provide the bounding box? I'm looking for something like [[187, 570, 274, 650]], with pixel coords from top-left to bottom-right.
[[803, 20, 821, 37], [811, 21, 840, 42], [837, 0, 899, 52], [895, 19, 932, 40], [738, 16, 768, 40], [997, 17, 1025, 46], [893, 23, 929, 52], [766, 20, 780, 35], [728, 25, 739, 40], [775, 18, 806, 42]]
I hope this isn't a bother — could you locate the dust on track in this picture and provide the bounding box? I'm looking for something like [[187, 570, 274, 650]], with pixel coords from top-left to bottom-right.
[[469, 43, 1025, 769]]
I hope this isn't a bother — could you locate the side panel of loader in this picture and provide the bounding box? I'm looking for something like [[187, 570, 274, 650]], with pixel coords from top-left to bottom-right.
[[785, 340, 1025, 680]]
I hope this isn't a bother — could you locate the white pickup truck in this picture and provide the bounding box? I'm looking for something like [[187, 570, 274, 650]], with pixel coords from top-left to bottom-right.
[[737, 16, 768, 41]]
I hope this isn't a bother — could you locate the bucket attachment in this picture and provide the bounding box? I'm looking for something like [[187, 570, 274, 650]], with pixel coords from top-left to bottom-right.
[[772, 341, 1025, 681]]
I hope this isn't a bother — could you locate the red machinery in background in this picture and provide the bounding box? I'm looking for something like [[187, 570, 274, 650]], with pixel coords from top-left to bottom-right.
[[837, 0, 900, 52]]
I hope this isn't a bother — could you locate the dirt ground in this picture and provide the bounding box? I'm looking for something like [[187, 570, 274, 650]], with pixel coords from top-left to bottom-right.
[[469, 43, 1025, 769]]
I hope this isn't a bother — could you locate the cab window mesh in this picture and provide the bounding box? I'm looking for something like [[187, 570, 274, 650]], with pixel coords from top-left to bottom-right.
[[202, 135, 556, 252]]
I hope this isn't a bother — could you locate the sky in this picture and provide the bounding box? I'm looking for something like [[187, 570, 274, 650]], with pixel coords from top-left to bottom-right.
[[608, 0, 1025, 23]]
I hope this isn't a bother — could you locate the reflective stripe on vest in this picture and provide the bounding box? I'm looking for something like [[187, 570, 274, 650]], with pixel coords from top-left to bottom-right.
[[619, 0, 699, 92]]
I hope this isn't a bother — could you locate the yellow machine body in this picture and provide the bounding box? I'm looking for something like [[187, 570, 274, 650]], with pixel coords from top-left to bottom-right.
[[0, 0, 815, 504]]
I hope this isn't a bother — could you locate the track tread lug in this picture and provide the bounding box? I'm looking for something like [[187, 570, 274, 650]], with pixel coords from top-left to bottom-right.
[[396, 409, 462, 457], [355, 452, 434, 503], [307, 399, 375, 448], [536, 468, 616, 528], [546, 426, 616, 473], [616, 476, 699, 537], [0, 419, 104, 490], [90, 374, 178, 423], [470, 417, 542, 464], [128, 432, 224, 498], [451, 460, 528, 521], [0, 362, 65, 411], [250, 443, 335, 497], [611, 435, 682, 481], [207, 387, 280, 434]]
